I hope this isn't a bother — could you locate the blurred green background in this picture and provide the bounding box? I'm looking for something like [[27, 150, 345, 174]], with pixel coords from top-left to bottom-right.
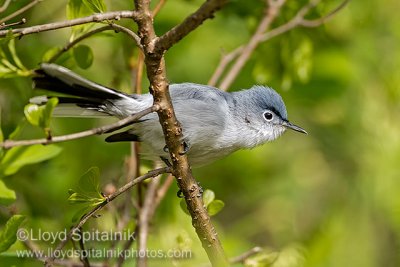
[[0, 0, 400, 266]]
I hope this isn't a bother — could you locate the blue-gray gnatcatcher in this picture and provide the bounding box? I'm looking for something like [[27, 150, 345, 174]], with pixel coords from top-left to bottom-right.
[[31, 63, 307, 166]]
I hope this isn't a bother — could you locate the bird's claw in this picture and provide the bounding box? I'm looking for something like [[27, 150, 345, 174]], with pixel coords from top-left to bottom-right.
[[179, 140, 190, 155], [160, 156, 172, 167]]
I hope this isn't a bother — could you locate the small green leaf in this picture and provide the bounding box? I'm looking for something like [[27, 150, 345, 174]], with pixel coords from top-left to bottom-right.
[[24, 97, 58, 129], [67, 0, 95, 39], [8, 39, 26, 71], [180, 199, 190, 215], [0, 180, 16, 205], [202, 189, 215, 207], [24, 104, 41, 127], [0, 145, 62, 176], [73, 45, 93, 69], [207, 200, 225, 216], [78, 167, 102, 198], [67, 0, 91, 19], [82, 0, 107, 13], [42, 46, 62, 63], [42, 98, 58, 129], [68, 167, 104, 207], [68, 192, 94, 204], [0, 215, 26, 253]]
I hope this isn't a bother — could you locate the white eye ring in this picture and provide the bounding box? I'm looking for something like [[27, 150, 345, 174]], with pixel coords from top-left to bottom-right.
[[263, 111, 274, 121]]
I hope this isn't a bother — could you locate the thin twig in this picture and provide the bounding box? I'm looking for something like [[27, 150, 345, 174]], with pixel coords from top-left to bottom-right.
[[219, 0, 286, 91], [152, 0, 167, 17], [0, 0, 11, 13], [44, 167, 171, 267], [109, 23, 142, 49], [229, 246, 263, 264], [208, 46, 243, 87], [0, 18, 26, 30], [1, 106, 156, 149], [300, 0, 350, 27], [77, 228, 90, 267], [137, 165, 162, 267], [0, 0, 43, 24], [0, 10, 139, 37]]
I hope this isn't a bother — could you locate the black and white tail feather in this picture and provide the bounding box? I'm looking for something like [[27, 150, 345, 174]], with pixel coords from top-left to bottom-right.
[[32, 63, 137, 118], [32, 63, 154, 143]]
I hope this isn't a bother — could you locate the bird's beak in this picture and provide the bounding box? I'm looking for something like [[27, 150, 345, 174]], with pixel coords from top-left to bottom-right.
[[282, 121, 308, 134]]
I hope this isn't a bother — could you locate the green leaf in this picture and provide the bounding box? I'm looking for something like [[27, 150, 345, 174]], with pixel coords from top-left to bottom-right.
[[180, 199, 190, 215], [0, 145, 62, 176], [0, 180, 16, 205], [23, 98, 58, 129], [68, 192, 95, 204], [73, 45, 93, 69], [23, 104, 41, 127], [82, 0, 107, 13], [67, 0, 92, 19], [207, 200, 225, 216], [68, 167, 104, 206], [42, 98, 58, 128], [8, 39, 26, 71], [0, 215, 26, 253], [42, 46, 62, 63], [78, 167, 102, 197], [67, 0, 95, 40], [202, 189, 215, 207]]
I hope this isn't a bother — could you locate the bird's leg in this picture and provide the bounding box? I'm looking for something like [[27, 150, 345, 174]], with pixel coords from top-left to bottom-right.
[[163, 145, 169, 153], [160, 156, 172, 167], [176, 190, 184, 198]]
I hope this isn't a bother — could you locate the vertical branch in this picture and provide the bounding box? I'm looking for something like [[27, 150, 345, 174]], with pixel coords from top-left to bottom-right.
[[134, 0, 229, 266]]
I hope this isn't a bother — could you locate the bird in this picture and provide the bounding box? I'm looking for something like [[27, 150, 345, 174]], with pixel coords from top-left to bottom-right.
[[31, 63, 307, 167]]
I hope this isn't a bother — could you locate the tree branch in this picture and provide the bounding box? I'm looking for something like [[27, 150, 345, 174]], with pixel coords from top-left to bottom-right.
[[0, 0, 12, 13], [155, 0, 228, 53], [229, 246, 263, 264], [1, 106, 156, 149], [135, 0, 229, 266], [137, 170, 162, 267], [0, 0, 43, 24], [44, 167, 171, 267], [0, 10, 139, 37]]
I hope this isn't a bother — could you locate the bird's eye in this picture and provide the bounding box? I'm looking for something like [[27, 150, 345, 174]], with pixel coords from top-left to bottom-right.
[[263, 111, 273, 121]]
